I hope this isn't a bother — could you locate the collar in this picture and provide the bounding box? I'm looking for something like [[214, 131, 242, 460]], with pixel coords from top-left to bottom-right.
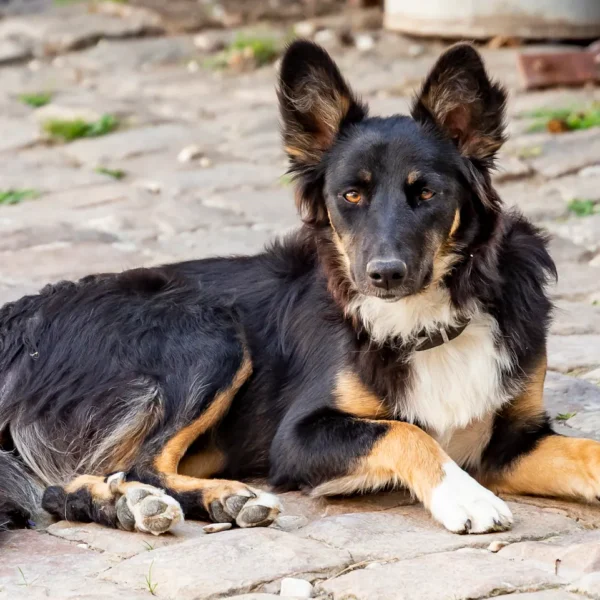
[[414, 318, 471, 352]]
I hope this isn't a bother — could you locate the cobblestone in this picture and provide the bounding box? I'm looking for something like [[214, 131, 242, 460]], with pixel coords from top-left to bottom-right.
[[0, 6, 598, 600]]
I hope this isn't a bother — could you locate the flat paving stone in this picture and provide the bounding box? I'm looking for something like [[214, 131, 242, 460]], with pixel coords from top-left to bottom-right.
[[317, 548, 561, 600], [47, 520, 209, 559], [62, 123, 223, 167], [0, 116, 39, 152], [298, 503, 582, 563], [102, 527, 352, 599], [547, 335, 600, 373], [494, 592, 587, 600], [0, 530, 144, 599], [525, 128, 600, 179], [552, 300, 600, 335], [0, 8, 163, 57], [498, 530, 600, 581]]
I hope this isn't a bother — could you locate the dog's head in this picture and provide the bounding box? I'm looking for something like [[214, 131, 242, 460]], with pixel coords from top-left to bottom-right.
[[278, 41, 507, 301]]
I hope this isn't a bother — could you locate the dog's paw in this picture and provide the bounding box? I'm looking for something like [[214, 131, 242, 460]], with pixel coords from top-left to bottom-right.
[[204, 481, 282, 528], [108, 473, 184, 535], [429, 462, 513, 534]]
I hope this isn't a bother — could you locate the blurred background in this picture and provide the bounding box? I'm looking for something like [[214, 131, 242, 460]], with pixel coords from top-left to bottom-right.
[[0, 0, 598, 318]]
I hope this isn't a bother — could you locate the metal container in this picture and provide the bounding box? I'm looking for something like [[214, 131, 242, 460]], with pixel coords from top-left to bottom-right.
[[384, 0, 600, 39]]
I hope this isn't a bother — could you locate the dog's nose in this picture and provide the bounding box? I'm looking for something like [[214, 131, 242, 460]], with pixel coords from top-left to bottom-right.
[[367, 258, 407, 290]]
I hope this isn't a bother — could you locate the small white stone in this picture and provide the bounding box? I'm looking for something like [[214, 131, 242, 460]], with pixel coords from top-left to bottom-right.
[[579, 165, 600, 178], [355, 34, 375, 53], [294, 20, 317, 38], [187, 60, 200, 73], [408, 44, 425, 57], [142, 181, 162, 194], [177, 144, 204, 163], [314, 29, 335, 45], [487, 540, 509, 553], [199, 156, 213, 168], [274, 515, 308, 531], [203, 522, 232, 534], [280, 577, 313, 598], [77, 543, 88, 549]]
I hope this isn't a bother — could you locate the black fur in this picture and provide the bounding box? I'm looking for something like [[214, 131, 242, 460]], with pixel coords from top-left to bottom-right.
[[0, 41, 561, 528]]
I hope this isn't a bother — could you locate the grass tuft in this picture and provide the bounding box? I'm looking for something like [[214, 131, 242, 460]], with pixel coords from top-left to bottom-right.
[[43, 114, 118, 142], [204, 34, 279, 70], [95, 166, 126, 180], [567, 199, 597, 218], [556, 412, 577, 421], [144, 561, 158, 596], [525, 105, 600, 134], [0, 189, 39, 206], [19, 92, 52, 108]]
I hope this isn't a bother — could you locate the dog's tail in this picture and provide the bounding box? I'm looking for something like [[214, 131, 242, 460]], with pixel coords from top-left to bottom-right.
[[0, 449, 42, 530]]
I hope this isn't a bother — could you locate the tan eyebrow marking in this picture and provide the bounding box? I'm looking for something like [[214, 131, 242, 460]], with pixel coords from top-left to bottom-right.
[[358, 169, 372, 183], [407, 170, 421, 185]]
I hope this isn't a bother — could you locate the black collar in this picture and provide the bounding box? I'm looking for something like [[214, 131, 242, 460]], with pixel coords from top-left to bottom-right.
[[414, 319, 471, 352]]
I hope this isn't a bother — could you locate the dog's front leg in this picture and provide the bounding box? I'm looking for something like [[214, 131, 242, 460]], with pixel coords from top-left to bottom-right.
[[480, 354, 600, 503], [270, 407, 513, 534]]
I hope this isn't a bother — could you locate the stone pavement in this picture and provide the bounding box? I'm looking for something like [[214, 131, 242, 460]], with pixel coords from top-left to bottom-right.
[[0, 5, 600, 600]]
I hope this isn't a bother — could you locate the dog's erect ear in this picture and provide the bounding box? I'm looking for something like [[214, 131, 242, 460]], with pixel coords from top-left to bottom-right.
[[278, 40, 367, 168], [412, 43, 507, 165]]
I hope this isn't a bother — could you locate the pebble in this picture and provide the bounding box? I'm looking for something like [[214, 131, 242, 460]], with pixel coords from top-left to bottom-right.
[[355, 34, 375, 53], [408, 44, 425, 57], [294, 20, 318, 38], [273, 515, 309, 532], [177, 144, 204, 163], [487, 541, 509, 553], [580, 165, 600, 178], [280, 577, 313, 598], [193, 30, 230, 53], [203, 522, 232, 534], [199, 156, 213, 168]]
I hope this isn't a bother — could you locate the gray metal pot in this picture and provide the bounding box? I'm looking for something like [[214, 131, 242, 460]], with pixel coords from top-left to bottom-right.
[[384, 0, 600, 39]]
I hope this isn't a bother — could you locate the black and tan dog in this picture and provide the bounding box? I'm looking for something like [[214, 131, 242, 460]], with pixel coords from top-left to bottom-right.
[[1, 41, 599, 536]]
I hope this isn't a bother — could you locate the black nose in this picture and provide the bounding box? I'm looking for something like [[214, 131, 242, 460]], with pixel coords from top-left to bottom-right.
[[367, 258, 407, 290]]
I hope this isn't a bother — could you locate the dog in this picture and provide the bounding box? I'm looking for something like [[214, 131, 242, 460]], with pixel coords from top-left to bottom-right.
[[1, 40, 599, 536]]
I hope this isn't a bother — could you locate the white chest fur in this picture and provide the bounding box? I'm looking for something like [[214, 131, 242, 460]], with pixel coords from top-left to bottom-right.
[[348, 289, 515, 436]]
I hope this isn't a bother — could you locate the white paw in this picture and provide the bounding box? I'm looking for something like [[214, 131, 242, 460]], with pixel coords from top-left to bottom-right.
[[236, 489, 283, 528], [108, 473, 184, 536], [207, 484, 282, 528], [429, 462, 513, 534]]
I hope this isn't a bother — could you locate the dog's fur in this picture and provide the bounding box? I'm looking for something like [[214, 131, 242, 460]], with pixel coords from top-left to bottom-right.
[[1, 41, 599, 535]]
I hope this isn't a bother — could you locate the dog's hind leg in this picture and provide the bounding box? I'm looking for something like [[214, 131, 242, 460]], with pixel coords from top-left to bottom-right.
[[43, 347, 281, 534], [42, 474, 184, 535], [126, 350, 281, 529]]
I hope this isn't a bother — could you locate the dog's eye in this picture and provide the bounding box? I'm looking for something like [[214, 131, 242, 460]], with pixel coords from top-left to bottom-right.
[[420, 188, 435, 201], [343, 190, 362, 204]]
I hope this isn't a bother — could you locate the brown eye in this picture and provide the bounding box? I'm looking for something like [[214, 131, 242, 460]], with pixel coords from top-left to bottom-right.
[[420, 188, 435, 201], [343, 190, 362, 204]]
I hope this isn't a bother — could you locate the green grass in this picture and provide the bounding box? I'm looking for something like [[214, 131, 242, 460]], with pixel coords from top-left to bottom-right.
[[556, 412, 577, 421], [230, 34, 278, 66], [142, 541, 155, 552], [144, 561, 158, 596], [567, 198, 597, 218], [16, 567, 38, 587], [525, 105, 600, 133], [0, 189, 39, 206], [43, 114, 118, 142], [19, 92, 52, 108], [204, 34, 279, 70], [279, 173, 294, 187], [516, 145, 543, 159], [95, 166, 126, 180]]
